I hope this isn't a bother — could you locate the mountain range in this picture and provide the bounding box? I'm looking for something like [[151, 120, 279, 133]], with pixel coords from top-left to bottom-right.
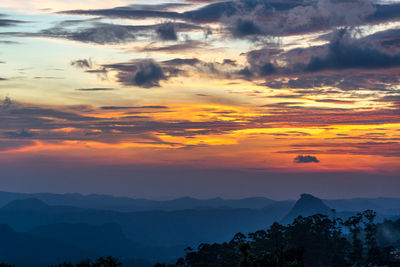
[[0, 191, 276, 212], [0, 191, 399, 266], [1, 190, 400, 214]]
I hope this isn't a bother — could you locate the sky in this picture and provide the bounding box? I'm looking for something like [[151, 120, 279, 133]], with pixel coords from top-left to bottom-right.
[[0, 0, 399, 200]]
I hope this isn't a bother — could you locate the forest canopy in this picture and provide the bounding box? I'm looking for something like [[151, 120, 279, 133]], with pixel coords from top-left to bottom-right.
[[156, 210, 400, 267]]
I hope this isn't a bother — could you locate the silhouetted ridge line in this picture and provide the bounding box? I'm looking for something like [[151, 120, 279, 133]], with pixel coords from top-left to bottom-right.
[[281, 193, 332, 224], [2, 198, 49, 211]]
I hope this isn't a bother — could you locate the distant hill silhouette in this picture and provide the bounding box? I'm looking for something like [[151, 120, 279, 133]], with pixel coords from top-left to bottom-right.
[[1, 190, 399, 214], [281, 194, 332, 224], [2, 198, 85, 213], [0, 198, 87, 230], [2, 198, 51, 212], [325, 197, 400, 214], [0, 198, 294, 262], [0, 191, 275, 212], [0, 223, 87, 267], [30, 223, 134, 257], [0, 199, 289, 244], [1, 192, 399, 265]]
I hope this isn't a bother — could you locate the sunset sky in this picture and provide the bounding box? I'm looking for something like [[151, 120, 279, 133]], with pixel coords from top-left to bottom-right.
[[0, 0, 399, 199]]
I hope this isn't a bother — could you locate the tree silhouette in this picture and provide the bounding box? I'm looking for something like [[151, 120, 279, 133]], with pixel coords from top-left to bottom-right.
[[344, 212, 363, 265], [238, 242, 251, 267], [50, 257, 121, 267], [363, 209, 380, 264], [159, 210, 398, 267], [43, 211, 400, 267]]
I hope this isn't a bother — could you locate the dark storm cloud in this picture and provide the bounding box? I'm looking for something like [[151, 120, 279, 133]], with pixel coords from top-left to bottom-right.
[[306, 29, 400, 72], [255, 62, 276, 76], [366, 28, 400, 47], [370, 3, 400, 23], [240, 28, 400, 80], [105, 59, 171, 88], [238, 48, 282, 78], [2, 0, 387, 63], [59, 0, 400, 40], [98, 58, 204, 88], [129, 60, 166, 87], [283, 0, 375, 33], [294, 155, 320, 163], [87, 57, 238, 87], [60, 0, 296, 24], [155, 23, 178, 41], [62, 1, 237, 23], [184, 1, 238, 23], [230, 19, 262, 38]]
